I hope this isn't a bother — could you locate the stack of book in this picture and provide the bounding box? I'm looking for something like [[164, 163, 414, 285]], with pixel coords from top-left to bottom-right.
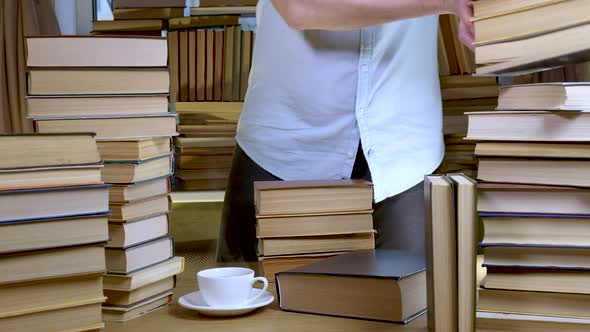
[[0, 134, 109, 331], [167, 25, 255, 102], [173, 102, 241, 190], [92, 0, 185, 37], [463, 83, 590, 330], [25, 35, 183, 322], [254, 180, 376, 281], [190, 0, 257, 15], [472, 0, 590, 76], [437, 75, 499, 178]]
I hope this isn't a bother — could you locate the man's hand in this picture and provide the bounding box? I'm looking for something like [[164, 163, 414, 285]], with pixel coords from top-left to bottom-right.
[[443, 0, 475, 49]]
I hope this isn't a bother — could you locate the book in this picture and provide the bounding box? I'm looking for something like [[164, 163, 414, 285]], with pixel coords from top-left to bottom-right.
[[177, 154, 232, 169], [256, 211, 373, 238], [0, 133, 100, 169], [276, 249, 426, 323], [109, 176, 170, 203], [175, 168, 231, 181], [483, 266, 590, 294], [168, 15, 240, 30], [108, 196, 170, 223], [190, 6, 256, 15], [113, 7, 185, 19], [478, 183, 590, 215], [168, 30, 179, 101], [0, 165, 103, 192], [27, 94, 169, 119], [0, 244, 106, 285], [477, 158, 590, 187], [26, 36, 167, 67], [475, 22, 590, 76], [105, 236, 174, 273], [0, 184, 109, 223], [103, 256, 184, 291], [104, 277, 174, 306], [0, 302, 104, 332], [478, 288, 590, 319], [91, 19, 164, 32], [257, 232, 375, 256], [440, 85, 499, 100], [481, 214, 590, 247], [0, 214, 108, 254], [476, 311, 590, 332], [27, 68, 169, 95], [497, 82, 590, 111], [472, 0, 590, 45], [254, 180, 373, 216], [0, 274, 104, 318], [102, 291, 172, 322], [447, 173, 477, 332], [472, 0, 556, 18], [197, 0, 258, 6], [424, 175, 457, 332], [112, 0, 186, 8], [98, 137, 171, 162], [474, 142, 590, 158], [483, 246, 590, 270], [34, 114, 178, 140], [175, 178, 227, 190], [108, 214, 169, 248], [102, 154, 172, 183], [465, 111, 590, 141]]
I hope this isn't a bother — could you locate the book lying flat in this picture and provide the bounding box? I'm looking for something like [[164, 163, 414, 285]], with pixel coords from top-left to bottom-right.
[[254, 179, 374, 216], [276, 249, 426, 323], [256, 211, 374, 238], [497, 83, 590, 111], [107, 214, 169, 247], [0, 302, 104, 332], [476, 311, 590, 332], [0, 244, 106, 285], [0, 164, 103, 191], [483, 266, 590, 294], [0, 133, 100, 170], [103, 256, 184, 291], [257, 232, 375, 257], [0, 274, 105, 319], [102, 154, 173, 184], [92, 19, 164, 32], [113, 7, 184, 20], [0, 184, 110, 223], [26, 36, 168, 67], [483, 246, 590, 270], [34, 114, 178, 140], [475, 142, 590, 158], [0, 214, 108, 254], [258, 252, 344, 281], [105, 236, 174, 274], [481, 214, 590, 247], [108, 176, 170, 203], [27, 68, 169, 95], [108, 194, 170, 222], [478, 182, 590, 215], [98, 137, 172, 162], [112, 0, 186, 8], [27, 94, 169, 118]]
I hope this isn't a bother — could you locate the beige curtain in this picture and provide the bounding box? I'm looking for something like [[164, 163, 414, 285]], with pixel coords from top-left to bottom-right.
[[1, 0, 60, 134]]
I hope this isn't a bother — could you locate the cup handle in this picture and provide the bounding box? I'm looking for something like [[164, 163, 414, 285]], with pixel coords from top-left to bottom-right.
[[246, 276, 269, 304]]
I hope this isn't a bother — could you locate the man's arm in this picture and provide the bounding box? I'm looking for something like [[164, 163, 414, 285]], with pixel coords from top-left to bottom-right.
[[271, 0, 473, 47]]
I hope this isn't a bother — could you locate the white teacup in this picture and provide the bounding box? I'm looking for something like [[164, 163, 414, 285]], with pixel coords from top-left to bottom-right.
[[197, 267, 269, 308]]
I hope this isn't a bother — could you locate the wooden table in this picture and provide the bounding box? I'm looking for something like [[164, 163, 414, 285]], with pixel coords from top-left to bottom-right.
[[104, 261, 428, 332]]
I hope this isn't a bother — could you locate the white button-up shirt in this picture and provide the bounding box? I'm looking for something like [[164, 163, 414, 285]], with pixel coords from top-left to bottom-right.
[[237, 0, 444, 202]]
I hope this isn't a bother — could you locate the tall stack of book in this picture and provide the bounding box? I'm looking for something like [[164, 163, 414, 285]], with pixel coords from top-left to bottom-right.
[[437, 75, 499, 177], [91, 0, 185, 37], [173, 102, 241, 190], [0, 134, 109, 331], [25, 35, 184, 322], [464, 83, 590, 330], [254, 180, 376, 281], [167, 25, 255, 102], [472, 0, 590, 76]]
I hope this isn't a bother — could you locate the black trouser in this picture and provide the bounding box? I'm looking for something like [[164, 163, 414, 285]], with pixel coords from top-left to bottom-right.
[[215, 144, 426, 262]]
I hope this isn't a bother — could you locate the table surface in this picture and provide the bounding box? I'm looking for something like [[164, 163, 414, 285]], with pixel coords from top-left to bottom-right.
[[104, 261, 429, 332]]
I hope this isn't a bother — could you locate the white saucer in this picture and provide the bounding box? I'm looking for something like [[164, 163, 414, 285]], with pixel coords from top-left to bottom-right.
[[178, 289, 275, 317]]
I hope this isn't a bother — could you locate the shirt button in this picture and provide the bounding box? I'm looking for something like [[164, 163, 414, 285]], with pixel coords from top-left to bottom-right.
[[361, 64, 368, 72], [347, 152, 354, 158]]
